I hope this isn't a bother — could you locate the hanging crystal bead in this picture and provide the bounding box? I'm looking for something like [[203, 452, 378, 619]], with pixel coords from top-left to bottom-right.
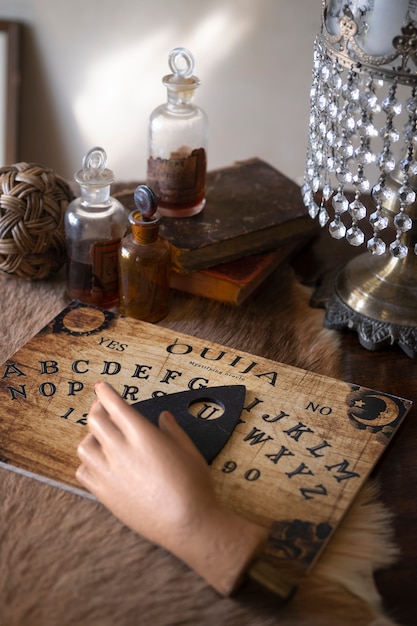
[[311, 176, 320, 193], [319, 206, 329, 226], [379, 126, 400, 143], [400, 154, 417, 176], [346, 226, 365, 246], [322, 183, 333, 201], [367, 237, 386, 255], [308, 200, 320, 219], [342, 83, 360, 102], [318, 120, 327, 137], [318, 93, 328, 111], [369, 210, 389, 231], [332, 191, 349, 213], [327, 101, 338, 119], [361, 90, 378, 112], [306, 164, 315, 180], [345, 100, 361, 116], [326, 129, 337, 146], [353, 173, 370, 192], [377, 150, 396, 172], [349, 199, 367, 220], [327, 155, 336, 171], [315, 150, 325, 166], [356, 119, 377, 138], [336, 168, 353, 184], [393, 212, 413, 232], [372, 181, 393, 203], [340, 114, 356, 133], [331, 73, 342, 90], [302, 186, 313, 206], [390, 239, 408, 258], [355, 145, 374, 164], [382, 96, 402, 116], [321, 65, 330, 83], [406, 95, 417, 115], [329, 218, 346, 239], [397, 185, 416, 206], [405, 121, 417, 144], [336, 137, 354, 159]]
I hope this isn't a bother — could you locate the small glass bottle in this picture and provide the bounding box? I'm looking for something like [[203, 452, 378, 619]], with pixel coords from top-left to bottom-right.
[[119, 185, 171, 322], [147, 47, 208, 218], [65, 147, 128, 308]]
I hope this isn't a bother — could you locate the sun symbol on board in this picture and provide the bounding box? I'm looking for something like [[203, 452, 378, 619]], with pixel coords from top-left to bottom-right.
[[50, 301, 115, 337]]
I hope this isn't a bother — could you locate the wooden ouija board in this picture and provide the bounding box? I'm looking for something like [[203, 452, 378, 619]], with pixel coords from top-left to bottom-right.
[[0, 301, 412, 572]]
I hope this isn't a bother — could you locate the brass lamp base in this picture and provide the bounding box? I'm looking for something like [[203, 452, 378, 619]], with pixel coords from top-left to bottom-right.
[[323, 252, 417, 358]]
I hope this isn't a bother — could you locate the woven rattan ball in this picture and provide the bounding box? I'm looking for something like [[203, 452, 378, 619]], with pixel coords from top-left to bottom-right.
[[0, 162, 74, 280]]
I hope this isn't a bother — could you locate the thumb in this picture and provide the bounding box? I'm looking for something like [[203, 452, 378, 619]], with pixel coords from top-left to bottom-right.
[[158, 411, 206, 461]]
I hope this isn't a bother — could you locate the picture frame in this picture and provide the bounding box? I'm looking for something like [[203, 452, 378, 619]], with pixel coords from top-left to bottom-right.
[[0, 21, 21, 167]]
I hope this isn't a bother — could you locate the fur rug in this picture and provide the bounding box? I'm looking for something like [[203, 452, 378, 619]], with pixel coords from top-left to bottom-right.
[[0, 265, 401, 626]]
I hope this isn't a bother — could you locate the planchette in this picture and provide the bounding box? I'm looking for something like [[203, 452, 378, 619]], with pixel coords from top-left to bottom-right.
[[132, 385, 246, 463]]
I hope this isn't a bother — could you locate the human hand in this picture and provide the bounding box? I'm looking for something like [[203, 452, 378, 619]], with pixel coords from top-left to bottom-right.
[[76, 380, 217, 547], [76, 381, 268, 595]]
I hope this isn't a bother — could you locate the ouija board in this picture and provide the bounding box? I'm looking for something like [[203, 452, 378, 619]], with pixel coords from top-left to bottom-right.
[[0, 301, 412, 572]]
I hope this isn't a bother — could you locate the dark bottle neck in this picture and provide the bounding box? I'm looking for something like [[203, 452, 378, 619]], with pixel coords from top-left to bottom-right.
[[131, 213, 160, 244]]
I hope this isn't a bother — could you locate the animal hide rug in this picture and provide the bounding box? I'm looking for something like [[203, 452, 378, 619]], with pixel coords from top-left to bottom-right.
[[0, 265, 401, 626]]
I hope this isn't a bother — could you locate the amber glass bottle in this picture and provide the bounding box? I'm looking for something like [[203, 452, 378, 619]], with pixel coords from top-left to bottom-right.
[[119, 185, 171, 322]]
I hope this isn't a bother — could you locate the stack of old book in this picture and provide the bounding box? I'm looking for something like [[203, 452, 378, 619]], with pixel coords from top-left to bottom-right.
[[119, 158, 318, 305]]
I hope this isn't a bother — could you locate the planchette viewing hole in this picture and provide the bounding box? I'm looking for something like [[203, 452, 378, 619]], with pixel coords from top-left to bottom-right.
[[187, 398, 225, 421]]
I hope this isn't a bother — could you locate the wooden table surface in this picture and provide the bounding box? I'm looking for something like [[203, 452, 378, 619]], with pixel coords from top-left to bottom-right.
[[292, 230, 417, 626]]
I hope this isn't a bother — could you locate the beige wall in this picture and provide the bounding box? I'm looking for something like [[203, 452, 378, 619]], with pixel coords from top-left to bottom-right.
[[0, 0, 321, 185]]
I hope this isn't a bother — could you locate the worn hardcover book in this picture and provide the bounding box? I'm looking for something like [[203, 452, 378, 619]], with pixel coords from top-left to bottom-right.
[[170, 242, 301, 306], [0, 302, 412, 576], [115, 158, 319, 273]]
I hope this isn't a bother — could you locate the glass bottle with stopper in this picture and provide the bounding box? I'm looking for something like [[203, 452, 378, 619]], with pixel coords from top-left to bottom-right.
[[118, 185, 171, 322], [65, 146, 128, 308], [147, 47, 208, 218]]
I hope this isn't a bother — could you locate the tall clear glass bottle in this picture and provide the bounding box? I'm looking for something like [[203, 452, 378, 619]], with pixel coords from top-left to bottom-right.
[[119, 185, 171, 322], [65, 147, 127, 308], [147, 47, 208, 218]]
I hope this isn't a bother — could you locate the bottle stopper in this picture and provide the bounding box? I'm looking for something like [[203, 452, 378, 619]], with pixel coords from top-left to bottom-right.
[[133, 185, 158, 221], [163, 47, 200, 89], [75, 146, 115, 186]]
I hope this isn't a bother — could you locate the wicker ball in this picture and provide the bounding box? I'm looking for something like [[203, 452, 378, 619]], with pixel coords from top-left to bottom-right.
[[0, 162, 74, 280]]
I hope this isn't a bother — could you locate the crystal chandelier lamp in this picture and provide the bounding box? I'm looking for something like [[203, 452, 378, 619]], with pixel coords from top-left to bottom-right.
[[303, 1, 417, 357]]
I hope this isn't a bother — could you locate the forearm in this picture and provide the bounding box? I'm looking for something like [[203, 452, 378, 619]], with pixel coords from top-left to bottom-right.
[[172, 504, 269, 597]]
